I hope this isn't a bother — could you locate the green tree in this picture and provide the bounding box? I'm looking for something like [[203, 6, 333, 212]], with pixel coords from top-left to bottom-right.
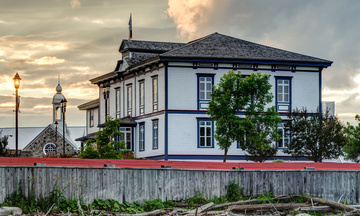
[[284, 109, 347, 162], [238, 73, 281, 162], [79, 117, 125, 159], [208, 70, 281, 162], [344, 115, 360, 162], [0, 130, 9, 157]]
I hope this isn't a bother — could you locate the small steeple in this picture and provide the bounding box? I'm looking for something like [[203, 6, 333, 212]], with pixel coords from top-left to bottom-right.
[[52, 77, 66, 123]]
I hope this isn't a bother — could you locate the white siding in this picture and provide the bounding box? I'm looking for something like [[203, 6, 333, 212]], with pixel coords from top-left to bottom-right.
[[134, 114, 165, 158], [168, 66, 321, 112], [167, 114, 246, 156], [87, 107, 99, 134]]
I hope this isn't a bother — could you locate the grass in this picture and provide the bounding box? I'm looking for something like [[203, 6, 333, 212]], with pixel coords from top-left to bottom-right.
[[0, 181, 331, 215]]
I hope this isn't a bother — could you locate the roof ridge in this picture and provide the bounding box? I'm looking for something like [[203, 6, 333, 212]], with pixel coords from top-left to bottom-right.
[[124, 39, 185, 44], [160, 32, 332, 64], [160, 32, 219, 57]]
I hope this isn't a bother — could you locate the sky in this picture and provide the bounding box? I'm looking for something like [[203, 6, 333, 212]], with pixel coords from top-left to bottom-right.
[[0, 0, 360, 128]]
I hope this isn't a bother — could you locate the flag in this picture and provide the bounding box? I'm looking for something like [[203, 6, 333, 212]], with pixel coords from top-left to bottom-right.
[[128, 13, 132, 40]]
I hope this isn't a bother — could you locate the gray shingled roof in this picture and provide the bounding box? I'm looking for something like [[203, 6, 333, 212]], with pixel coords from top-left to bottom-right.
[[127, 52, 158, 66], [120, 40, 185, 53], [160, 33, 332, 65]]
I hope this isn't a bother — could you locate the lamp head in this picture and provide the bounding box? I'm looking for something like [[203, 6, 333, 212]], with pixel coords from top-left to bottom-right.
[[13, 73, 21, 89], [54, 121, 58, 128], [60, 98, 67, 108]]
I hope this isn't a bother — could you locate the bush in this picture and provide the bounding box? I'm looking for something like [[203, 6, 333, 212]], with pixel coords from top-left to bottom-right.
[[121, 150, 135, 159], [185, 192, 208, 205], [226, 180, 243, 202], [143, 198, 164, 212]]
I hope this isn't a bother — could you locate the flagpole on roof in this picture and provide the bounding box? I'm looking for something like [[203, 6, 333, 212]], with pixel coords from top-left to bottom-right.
[[128, 13, 132, 40]]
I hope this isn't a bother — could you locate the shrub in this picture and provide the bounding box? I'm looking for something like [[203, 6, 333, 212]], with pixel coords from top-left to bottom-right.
[[226, 180, 243, 202]]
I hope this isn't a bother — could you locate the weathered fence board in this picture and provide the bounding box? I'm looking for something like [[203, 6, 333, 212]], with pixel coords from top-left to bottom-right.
[[0, 166, 359, 204]]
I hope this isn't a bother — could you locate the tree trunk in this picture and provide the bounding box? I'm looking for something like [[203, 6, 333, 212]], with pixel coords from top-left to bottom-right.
[[228, 203, 309, 212], [303, 197, 357, 212], [223, 148, 228, 162]]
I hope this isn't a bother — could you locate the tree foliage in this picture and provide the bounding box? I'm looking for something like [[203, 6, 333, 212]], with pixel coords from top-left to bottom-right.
[[79, 117, 126, 159], [344, 115, 360, 162], [0, 130, 9, 157], [284, 109, 347, 162], [208, 70, 281, 162]]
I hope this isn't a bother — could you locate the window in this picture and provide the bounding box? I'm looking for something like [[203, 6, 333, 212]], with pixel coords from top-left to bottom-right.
[[152, 76, 158, 111], [127, 84, 132, 116], [139, 81, 145, 115], [89, 110, 94, 127], [119, 127, 132, 150], [115, 88, 121, 118], [277, 123, 290, 148], [55, 107, 60, 120], [198, 75, 214, 110], [152, 120, 158, 149], [139, 123, 145, 151], [43, 143, 56, 155], [276, 77, 292, 112], [198, 119, 213, 148]]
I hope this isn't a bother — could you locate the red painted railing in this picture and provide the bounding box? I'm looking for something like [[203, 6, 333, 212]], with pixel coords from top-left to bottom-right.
[[1, 157, 360, 170]]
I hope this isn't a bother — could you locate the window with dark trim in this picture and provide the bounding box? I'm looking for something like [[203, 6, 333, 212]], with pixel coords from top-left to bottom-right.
[[139, 81, 145, 115], [118, 127, 132, 150], [275, 77, 292, 112], [152, 120, 158, 149], [197, 74, 214, 110], [197, 119, 214, 148], [277, 123, 290, 148], [89, 110, 94, 127], [115, 88, 121, 118], [152, 76, 158, 112], [139, 122, 145, 151], [127, 84, 132, 116]]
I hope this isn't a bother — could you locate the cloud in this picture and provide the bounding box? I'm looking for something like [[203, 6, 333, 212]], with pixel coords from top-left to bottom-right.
[[0, 102, 15, 107], [30, 56, 65, 65], [92, 20, 104, 25], [70, 0, 81, 8], [167, 0, 218, 40]]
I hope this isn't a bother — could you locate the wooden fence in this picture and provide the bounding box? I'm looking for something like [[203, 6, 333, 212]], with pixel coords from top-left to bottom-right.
[[0, 166, 358, 204]]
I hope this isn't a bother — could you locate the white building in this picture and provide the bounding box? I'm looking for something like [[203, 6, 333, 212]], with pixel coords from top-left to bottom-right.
[[78, 32, 332, 161]]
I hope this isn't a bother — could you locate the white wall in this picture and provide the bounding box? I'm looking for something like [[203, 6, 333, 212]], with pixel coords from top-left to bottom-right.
[[167, 66, 320, 112], [134, 114, 165, 158], [167, 113, 246, 156], [86, 107, 99, 134]]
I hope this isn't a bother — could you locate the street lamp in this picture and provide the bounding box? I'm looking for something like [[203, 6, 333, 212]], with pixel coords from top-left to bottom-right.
[[102, 85, 110, 120], [60, 98, 67, 155], [13, 73, 21, 157], [54, 121, 58, 155]]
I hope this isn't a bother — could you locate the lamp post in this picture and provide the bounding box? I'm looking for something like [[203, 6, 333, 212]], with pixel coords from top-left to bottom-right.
[[54, 121, 58, 155], [13, 73, 21, 157], [103, 85, 110, 121], [60, 98, 67, 155]]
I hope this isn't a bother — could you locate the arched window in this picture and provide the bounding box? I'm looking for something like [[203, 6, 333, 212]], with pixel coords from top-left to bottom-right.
[[43, 143, 57, 155], [55, 107, 60, 120]]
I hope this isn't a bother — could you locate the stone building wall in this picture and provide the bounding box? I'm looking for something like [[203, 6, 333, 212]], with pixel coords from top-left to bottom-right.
[[24, 126, 77, 157]]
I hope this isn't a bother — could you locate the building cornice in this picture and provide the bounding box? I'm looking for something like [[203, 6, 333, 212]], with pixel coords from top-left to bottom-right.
[[77, 99, 99, 111]]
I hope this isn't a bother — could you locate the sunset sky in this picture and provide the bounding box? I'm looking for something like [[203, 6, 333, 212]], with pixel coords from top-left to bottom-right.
[[1, 0, 360, 128]]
